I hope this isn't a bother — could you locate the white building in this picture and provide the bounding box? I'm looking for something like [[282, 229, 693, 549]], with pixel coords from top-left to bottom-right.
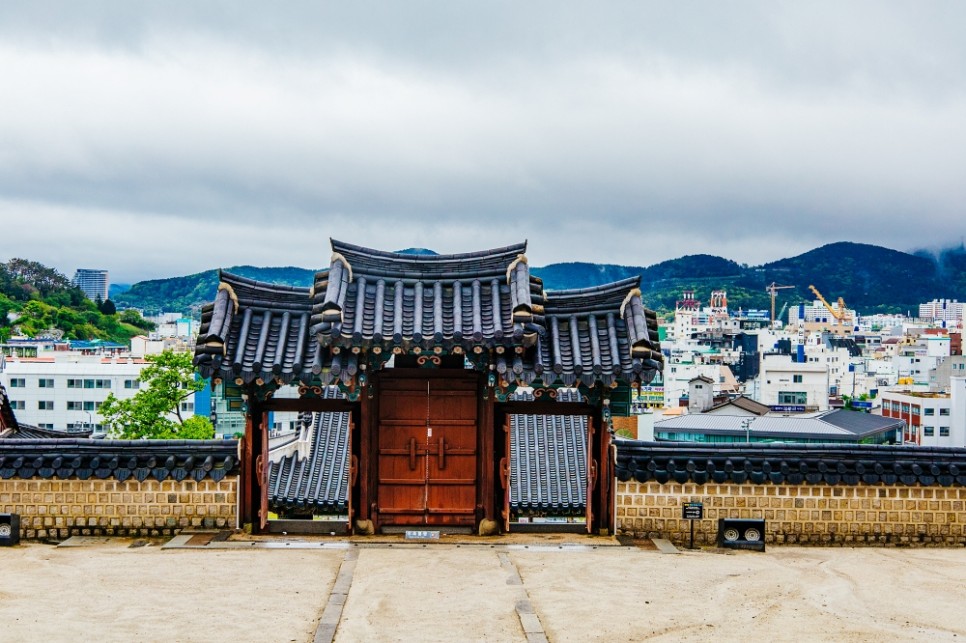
[[72, 269, 109, 302], [0, 353, 201, 433], [880, 382, 965, 447], [919, 299, 963, 324], [758, 352, 829, 411], [0, 357, 148, 431]]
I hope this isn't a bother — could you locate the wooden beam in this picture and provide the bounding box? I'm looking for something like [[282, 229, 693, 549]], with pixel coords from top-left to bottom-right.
[[261, 397, 357, 413]]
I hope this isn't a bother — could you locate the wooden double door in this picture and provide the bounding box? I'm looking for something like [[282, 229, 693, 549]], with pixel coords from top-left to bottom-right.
[[377, 374, 479, 527]]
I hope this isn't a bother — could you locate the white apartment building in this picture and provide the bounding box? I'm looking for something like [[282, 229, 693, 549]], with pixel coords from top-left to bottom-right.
[[919, 299, 963, 324], [72, 268, 109, 302], [0, 354, 200, 433], [0, 357, 147, 431]]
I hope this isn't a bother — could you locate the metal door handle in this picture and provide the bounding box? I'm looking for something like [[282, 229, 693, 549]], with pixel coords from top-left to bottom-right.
[[438, 437, 446, 470], [409, 437, 417, 471]]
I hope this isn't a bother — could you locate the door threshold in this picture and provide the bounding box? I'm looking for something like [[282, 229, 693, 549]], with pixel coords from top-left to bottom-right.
[[380, 525, 474, 535]]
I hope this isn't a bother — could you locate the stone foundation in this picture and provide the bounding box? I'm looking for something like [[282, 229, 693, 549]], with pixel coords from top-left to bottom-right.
[[0, 477, 238, 540], [617, 481, 966, 546]]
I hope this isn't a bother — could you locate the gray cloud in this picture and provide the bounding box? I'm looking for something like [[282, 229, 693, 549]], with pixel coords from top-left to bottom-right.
[[0, 2, 964, 283]]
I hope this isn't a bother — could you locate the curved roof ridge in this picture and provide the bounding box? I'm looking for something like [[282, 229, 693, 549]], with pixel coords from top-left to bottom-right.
[[331, 239, 527, 263], [218, 269, 313, 295], [545, 276, 641, 298], [544, 276, 642, 312]]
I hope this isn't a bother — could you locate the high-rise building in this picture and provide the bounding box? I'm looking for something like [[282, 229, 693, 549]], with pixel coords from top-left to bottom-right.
[[72, 269, 109, 301], [919, 299, 963, 323]]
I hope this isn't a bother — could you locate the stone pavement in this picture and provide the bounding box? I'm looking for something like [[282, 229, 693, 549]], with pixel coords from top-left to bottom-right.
[[2, 535, 966, 642]]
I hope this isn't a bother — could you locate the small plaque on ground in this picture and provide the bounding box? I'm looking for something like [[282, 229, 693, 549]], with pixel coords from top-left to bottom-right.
[[404, 530, 440, 540]]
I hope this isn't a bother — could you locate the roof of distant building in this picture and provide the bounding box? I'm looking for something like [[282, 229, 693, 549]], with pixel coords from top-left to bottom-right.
[[655, 409, 902, 442]]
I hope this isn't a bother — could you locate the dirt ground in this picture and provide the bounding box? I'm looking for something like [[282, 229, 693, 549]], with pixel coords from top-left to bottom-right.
[[2, 539, 965, 642]]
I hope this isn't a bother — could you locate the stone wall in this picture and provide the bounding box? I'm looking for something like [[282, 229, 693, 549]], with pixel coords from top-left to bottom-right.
[[0, 438, 239, 540], [615, 441, 966, 547], [1, 477, 237, 540], [617, 480, 966, 546]]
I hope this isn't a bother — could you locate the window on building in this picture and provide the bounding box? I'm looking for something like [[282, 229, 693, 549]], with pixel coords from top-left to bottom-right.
[[778, 391, 808, 405], [83, 401, 97, 411], [67, 401, 82, 411], [9, 378, 25, 387], [38, 400, 54, 410], [11, 400, 25, 410], [940, 427, 950, 437], [124, 379, 140, 389], [912, 406, 920, 416], [901, 404, 910, 413], [38, 378, 55, 388], [96, 379, 111, 389], [84, 379, 95, 389], [67, 379, 82, 388], [940, 408, 950, 416], [924, 427, 935, 436], [39, 423, 55, 429], [793, 375, 803, 383], [180, 402, 194, 413], [924, 408, 935, 416]]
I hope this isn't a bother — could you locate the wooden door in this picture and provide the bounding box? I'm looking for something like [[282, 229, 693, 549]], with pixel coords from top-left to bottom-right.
[[377, 374, 478, 527]]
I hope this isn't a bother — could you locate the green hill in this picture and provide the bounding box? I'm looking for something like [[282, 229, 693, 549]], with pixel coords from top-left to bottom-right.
[[113, 266, 317, 315]]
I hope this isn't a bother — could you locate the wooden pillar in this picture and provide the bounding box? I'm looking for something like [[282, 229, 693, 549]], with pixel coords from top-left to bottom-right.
[[356, 383, 376, 526], [478, 374, 496, 526], [245, 400, 267, 534], [590, 405, 606, 534]]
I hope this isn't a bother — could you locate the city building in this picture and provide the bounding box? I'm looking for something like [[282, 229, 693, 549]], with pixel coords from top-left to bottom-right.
[[0, 357, 148, 432], [72, 269, 110, 302], [880, 380, 966, 447], [919, 299, 963, 325]]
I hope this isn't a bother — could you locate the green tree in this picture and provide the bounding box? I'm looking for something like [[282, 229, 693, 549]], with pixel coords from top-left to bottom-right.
[[100, 350, 213, 439]]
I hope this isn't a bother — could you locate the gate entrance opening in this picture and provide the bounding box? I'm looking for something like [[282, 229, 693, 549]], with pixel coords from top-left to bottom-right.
[[377, 374, 478, 527]]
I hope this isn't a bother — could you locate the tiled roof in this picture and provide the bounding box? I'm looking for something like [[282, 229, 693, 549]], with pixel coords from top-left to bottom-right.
[[655, 409, 902, 442], [268, 387, 349, 513], [509, 389, 586, 514], [616, 441, 966, 487], [1, 424, 92, 440], [194, 240, 662, 391], [0, 439, 239, 482]]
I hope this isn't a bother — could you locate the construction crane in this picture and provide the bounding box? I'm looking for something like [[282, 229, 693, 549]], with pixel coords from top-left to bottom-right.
[[766, 282, 794, 326], [808, 285, 851, 324]]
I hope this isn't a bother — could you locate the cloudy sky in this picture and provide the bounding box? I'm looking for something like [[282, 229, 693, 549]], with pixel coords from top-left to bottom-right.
[[1, 2, 964, 284]]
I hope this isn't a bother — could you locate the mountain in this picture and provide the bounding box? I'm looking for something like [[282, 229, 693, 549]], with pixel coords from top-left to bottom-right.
[[111, 242, 966, 317], [113, 266, 317, 315]]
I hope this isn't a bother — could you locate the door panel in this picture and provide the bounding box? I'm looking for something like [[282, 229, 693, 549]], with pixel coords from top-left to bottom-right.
[[377, 374, 478, 527]]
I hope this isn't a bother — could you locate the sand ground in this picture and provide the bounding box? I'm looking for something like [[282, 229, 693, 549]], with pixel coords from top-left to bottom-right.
[[2, 538, 965, 642]]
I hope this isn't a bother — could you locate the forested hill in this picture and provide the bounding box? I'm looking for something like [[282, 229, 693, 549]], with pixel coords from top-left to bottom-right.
[[113, 266, 316, 314], [112, 242, 966, 316], [0, 259, 154, 342]]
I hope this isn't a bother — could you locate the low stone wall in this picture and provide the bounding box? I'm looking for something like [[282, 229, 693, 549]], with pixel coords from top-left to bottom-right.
[[2, 477, 238, 539], [616, 441, 966, 546], [0, 439, 239, 540], [617, 480, 966, 546]]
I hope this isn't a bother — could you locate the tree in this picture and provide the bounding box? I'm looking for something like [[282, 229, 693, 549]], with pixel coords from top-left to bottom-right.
[[99, 298, 117, 315], [100, 350, 213, 439]]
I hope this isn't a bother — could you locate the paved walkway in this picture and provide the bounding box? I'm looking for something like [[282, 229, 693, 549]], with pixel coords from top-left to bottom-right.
[[3, 536, 966, 642]]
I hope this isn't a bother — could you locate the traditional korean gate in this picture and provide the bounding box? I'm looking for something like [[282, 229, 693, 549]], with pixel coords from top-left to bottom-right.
[[377, 374, 478, 527]]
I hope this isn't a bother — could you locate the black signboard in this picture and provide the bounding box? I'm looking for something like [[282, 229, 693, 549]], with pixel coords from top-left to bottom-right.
[[682, 502, 704, 520]]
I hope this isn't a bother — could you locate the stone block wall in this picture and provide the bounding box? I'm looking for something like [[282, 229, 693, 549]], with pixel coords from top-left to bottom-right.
[[1, 477, 238, 540], [617, 481, 966, 546]]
